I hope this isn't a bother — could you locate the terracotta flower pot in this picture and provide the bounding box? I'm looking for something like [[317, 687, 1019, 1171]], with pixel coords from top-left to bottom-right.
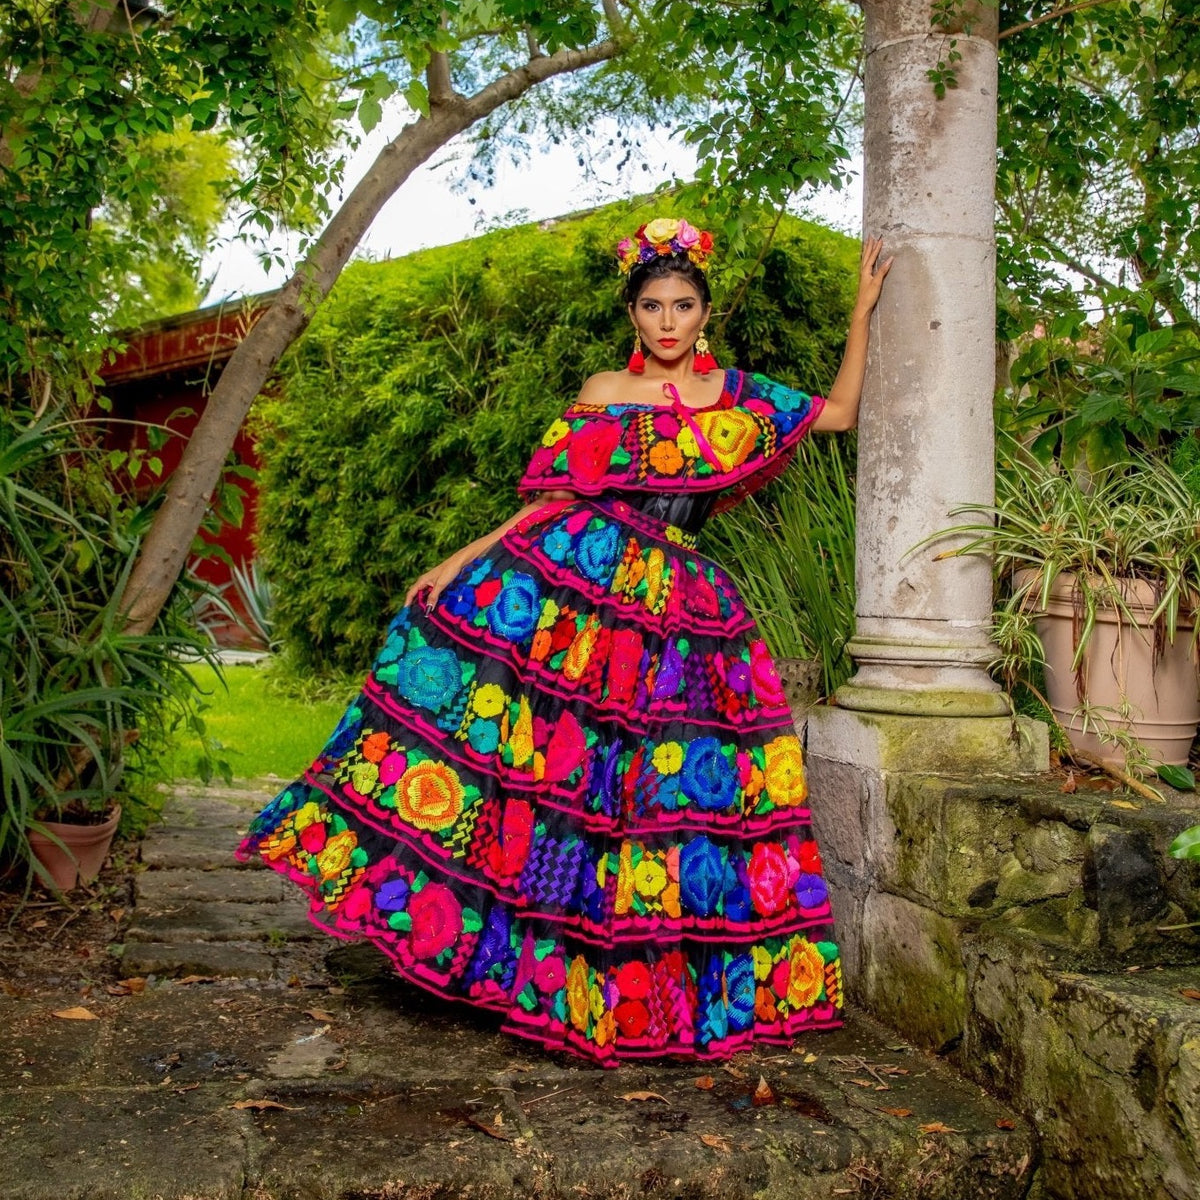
[[1035, 575, 1200, 767], [29, 805, 122, 891]]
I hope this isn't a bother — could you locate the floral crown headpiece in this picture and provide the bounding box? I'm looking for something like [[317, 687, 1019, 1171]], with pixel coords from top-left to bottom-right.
[[616, 217, 715, 274]]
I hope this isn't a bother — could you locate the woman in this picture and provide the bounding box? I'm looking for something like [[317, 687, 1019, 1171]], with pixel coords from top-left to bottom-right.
[[239, 218, 891, 1066]]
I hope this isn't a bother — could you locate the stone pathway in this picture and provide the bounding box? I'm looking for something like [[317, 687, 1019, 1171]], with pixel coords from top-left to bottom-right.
[[2, 787, 1038, 1200]]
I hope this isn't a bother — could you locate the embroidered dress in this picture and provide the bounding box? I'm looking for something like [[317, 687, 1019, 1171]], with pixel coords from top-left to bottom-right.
[[238, 368, 843, 1065]]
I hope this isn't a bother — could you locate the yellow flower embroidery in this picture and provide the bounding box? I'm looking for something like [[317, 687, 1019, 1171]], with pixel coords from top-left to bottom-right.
[[643, 547, 666, 611], [316, 829, 357, 880], [615, 842, 634, 915], [471, 683, 506, 718], [786, 938, 826, 1011], [562, 615, 601, 682], [752, 945, 774, 981], [542, 419, 571, 447], [763, 736, 807, 807], [507, 695, 535, 767], [567, 955, 591, 1031], [634, 855, 667, 897], [651, 742, 684, 776], [694, 410, 761, 470]]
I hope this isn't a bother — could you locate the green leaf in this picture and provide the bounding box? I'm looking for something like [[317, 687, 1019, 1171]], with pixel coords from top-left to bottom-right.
[[1156, 764, 1195, 791], [1168, 824, 1200, 860]]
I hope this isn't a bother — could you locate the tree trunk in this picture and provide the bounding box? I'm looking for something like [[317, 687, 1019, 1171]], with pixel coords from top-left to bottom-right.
[[120, 39, 617, 636]]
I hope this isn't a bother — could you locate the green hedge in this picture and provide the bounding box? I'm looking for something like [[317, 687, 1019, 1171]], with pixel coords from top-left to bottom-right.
[[256, 205, 857, 676]]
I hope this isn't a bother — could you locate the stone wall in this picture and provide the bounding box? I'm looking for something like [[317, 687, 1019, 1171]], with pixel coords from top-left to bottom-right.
[[806, 707, 1200, 1199]]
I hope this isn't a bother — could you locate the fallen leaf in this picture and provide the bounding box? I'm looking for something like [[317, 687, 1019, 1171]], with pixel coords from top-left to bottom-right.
[[119, 977, 147, 993], [106, 983, 131, 996], [1180, 988, 1200, 1002], [848, 1078, 874, 1088], [1126, 965, 1142, 973], [231, 1099, 301, 1111], [175, 975, 216, 986], [1110, 799, 1141, 811], [1059, 772, 1077, 794], [694, 1076, 715, 1090], [620, 1091, 669, 1103], [803, 1052, 819, 1064], [287, 974, 303, 988], [109, 907, 126, 923], [303, 1009, 336, 1022], [722, 1064, 747, 1080], [29, 920, 48, 930], [52, 1006, 98, 1021], [326, 986, 347, 996], [918, 1122, 962, 1134], [879, 1107, 914, 1118], [996, 1118, 1016, 1130], [752, 1076, 776, 1107], [463, 1116, 512, 1141], [174, 1083, 201, 1093], [699, 1132, 731, 1153], [874, 1084, 891, 1091]]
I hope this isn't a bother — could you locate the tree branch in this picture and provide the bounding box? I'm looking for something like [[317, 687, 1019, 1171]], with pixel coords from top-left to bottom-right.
[[1000, 0, 1120, 41], [119, 34, 622, 638], [427, 50, 455, 106]]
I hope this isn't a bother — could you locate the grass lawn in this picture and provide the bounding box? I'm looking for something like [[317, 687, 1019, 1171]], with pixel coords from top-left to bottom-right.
[[181, 660, 352, 783]]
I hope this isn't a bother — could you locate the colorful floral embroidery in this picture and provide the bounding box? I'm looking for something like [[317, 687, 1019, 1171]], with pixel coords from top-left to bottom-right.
[[240, 370, 840, 1066]]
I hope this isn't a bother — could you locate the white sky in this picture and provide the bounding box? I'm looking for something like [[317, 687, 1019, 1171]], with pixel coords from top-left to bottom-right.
[[201, 107, 863, 305]]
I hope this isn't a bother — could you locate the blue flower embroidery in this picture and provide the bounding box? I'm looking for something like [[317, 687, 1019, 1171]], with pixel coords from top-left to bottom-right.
[[725, 954, 756, 1030], [375, 878, 410, 912], [723, 858, 752, 922], [541, 527, 572, 562], [487, 573, 541, 641], [395, 645, 463, 713], [795, 872, 829, 909], [679, 837, 724, 917], [680, 737, 737, 811], [467, 718, 500, 755], [443, 582, 476, 617], [574, 524, 622, 584]]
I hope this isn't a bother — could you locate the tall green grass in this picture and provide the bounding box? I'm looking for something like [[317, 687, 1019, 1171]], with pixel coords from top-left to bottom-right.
[[703, 433, 857, 698]]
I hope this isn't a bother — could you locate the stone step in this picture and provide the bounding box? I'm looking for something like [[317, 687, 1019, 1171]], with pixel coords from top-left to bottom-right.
[[137, 866, 290, 906], [127, 899, 319, 945], [0, 970, 1035, 1200], [119, 939, 281, 980], [964, 927, 1200, 1200]]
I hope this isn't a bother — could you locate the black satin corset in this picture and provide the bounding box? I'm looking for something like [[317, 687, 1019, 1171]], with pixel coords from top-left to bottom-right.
[[602, 490, 718, 535]]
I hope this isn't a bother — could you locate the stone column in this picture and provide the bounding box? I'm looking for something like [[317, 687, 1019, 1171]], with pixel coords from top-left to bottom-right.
[[836, 0, 1007, 717]]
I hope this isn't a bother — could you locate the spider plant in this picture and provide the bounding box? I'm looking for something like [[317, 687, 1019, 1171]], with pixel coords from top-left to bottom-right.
[[943, 437, 1200, 664]]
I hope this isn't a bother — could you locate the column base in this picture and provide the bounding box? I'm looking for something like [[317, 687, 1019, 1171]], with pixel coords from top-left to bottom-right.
[[837, 635, 1011, 717]]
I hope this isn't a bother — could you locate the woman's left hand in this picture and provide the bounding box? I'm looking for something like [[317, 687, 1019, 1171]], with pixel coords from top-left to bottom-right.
[[853, 235, 893, 318]]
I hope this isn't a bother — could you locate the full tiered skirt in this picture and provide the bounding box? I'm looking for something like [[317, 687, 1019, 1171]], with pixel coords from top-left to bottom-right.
[[238, 495, 842, 1065]]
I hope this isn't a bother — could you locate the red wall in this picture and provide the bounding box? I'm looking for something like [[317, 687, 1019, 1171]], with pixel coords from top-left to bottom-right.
[[99, 298, 274, 648]]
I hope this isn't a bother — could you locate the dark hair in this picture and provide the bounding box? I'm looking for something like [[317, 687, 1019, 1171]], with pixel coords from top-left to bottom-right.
[[624, 253, 712, 307]]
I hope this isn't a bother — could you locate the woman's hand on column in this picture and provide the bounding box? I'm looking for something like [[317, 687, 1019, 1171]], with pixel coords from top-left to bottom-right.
[[853, 235, 893, 319]]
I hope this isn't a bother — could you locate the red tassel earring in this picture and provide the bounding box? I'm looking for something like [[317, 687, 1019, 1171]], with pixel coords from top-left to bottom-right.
[[693, 329, 718, 375], [627, 332, 645, 374]]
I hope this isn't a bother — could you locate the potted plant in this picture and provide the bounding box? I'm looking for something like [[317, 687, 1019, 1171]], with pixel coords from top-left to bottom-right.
[[1, 410, 220, 892], [944, 438, 1200, 768]]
